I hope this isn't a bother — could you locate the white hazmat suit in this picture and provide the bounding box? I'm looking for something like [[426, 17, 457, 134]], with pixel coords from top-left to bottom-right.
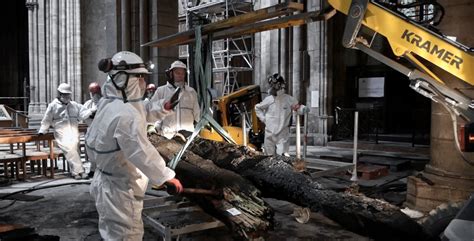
[[83, 94, 101, 126], [87, 54, 175, 240], [39, 98, 93, 176], [150, 82, 200, 138], [255, 90, 306, 156]]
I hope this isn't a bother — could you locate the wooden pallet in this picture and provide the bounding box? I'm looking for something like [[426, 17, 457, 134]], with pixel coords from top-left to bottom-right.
[[359, 156, 411, 171], [305, 158, 354, 178]]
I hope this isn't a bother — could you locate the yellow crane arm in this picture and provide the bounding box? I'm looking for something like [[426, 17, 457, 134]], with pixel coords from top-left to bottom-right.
[[328, 0, 474, 155], [328, 0, 474, 85]]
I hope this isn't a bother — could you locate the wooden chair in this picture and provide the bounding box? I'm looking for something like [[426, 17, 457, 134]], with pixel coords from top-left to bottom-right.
[[13, 141, 55, 179], [24, 150, 51, 178], [42, 146, 67, 173], [0, 151, 23, 178]]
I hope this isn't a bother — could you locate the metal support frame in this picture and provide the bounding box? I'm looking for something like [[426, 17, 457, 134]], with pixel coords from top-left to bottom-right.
[[169, 113, 236, 169], [182, 0, 254, 96], [142, 196, 224, 241]]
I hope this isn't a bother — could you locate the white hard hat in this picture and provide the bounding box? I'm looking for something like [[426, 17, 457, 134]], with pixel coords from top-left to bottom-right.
[[170, 60, 187, 70], [57, 83, 72, 94], [111, 51, 150, 74]]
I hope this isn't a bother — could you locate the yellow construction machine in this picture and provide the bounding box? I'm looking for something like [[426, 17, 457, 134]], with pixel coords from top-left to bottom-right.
[[200, 85, 264, 150], [328, 0, 474, 155]]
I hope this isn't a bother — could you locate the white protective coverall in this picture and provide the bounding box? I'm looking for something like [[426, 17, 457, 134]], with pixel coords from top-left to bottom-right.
[[150, 82, 201, 138], [39, 99, 93, 175], [86, 75, 175, 240], [255, 90, 306, 156], [83, 95, 101, 126]]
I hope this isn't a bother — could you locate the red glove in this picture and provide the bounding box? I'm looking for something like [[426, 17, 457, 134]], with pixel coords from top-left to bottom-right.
[[164, 87, 181, 110], [164, 102, 173, 110], [165, 178, 183, 194], [292, 104, 301, 111]]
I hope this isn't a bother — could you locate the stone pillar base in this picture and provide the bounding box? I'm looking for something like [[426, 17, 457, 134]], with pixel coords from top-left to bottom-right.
[[405, 172, 474, 212], [28, 113, 44, 129], [28, 102, 48, 129]]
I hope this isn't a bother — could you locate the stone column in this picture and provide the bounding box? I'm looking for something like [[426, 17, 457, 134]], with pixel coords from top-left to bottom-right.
[[59, 0, 66, 92], [26, 0, 40, 118], [121, 0, 131, 50], [139, 0, 149, 61], [50, 0, 59, 101], [73, 0, 82, 102], [151, 0, 178, 85], [307, 0, 330, 145], [291, 24, 302, 103], [27, 0, 83, 128], [37, 0, 47, 112], [254, 0, 280, 89], [66, 0, 73, 98], [45, 0, 51, 101]]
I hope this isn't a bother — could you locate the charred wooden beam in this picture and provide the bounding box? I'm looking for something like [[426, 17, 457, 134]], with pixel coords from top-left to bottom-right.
[[142, 2, 303, 48], [184, 137, 437, 241], [148, 134, 273, 239]]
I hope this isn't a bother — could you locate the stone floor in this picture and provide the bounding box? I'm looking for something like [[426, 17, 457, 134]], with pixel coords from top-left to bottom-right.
[[1, 141, 429, 240], [0, 176, 369, 241]]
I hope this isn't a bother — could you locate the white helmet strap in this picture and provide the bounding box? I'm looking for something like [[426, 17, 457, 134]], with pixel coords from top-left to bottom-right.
[[109, 71, 131, 103]]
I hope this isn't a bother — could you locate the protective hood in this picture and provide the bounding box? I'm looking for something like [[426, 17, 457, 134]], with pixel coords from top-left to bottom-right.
[[175, 80, 185, 88], [59, 94, 72, 105], [100, 74, 145, 115], [268, 87, 277, 96], [90, 92, 102, 103], [277, 89, 285, 96]]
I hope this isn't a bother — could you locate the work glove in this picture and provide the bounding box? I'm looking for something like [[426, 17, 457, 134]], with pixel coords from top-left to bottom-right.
[[292, 104, 301, 112], [89, 106, 98, 119], [303, 106, 310, 113], [165, 178, 183, 195], [164, 87, 181, 110], [147, 123, 157, 134]]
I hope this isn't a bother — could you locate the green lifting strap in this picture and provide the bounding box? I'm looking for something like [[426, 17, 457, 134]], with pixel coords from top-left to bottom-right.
[[168, 26, 236, 170]]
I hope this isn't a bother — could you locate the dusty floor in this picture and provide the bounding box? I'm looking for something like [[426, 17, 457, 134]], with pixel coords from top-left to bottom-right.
[[1, 142, 427, 240], [0, 176, 370, 241]]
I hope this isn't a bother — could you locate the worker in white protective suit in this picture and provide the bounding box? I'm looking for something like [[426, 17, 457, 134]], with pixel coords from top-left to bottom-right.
[[86, 51, 183, 240], [150, 60, 201, 139], [143, 83, 156, 102], [83, 82, 102, 126], [83, 82, 102, 177], [255, 73, 309, 156], [39, 83, 95, 179]]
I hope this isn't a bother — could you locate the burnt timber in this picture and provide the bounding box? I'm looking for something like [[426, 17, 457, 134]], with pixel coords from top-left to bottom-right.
[[149, 134, 273, 240], [148, 133, 436, 241]]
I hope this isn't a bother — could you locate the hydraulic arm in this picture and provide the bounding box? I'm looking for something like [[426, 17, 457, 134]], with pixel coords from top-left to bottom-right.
[[328, 0, 474, 154]]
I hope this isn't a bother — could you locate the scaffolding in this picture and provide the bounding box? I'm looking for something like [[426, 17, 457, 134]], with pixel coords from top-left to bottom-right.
[[179, 0, 254, 96]]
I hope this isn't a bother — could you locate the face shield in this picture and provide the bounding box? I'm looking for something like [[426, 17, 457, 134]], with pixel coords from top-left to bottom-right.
[[59, 93, 72, 104], [90, 92, 102, 103], [276, 89, 285, 96], [146, 89, 154, 99], [268, 87, 277, 96], [267, 74, 285, 97], [109, 72, 147, 102]]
